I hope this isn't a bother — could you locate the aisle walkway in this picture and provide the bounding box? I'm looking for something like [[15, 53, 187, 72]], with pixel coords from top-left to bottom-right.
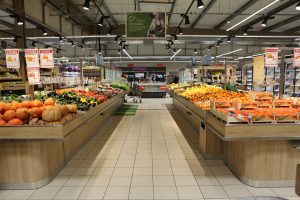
[[0, 99, 298, 200]]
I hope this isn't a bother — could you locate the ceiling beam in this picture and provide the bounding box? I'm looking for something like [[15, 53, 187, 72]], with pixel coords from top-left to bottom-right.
[[190, 0, 217, 28], [284, 25, 300, 33], [240, 0, 299, 31], [214, 0, 259, 29], [0, 18, 14, 28], [99, 0, 118, 25], [262, 15, 300, 31], [168, 0, 176, 22]]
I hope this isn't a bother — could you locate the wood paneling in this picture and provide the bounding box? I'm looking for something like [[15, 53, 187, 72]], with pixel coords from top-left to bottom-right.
[[0, 140, 64, 185], [224, 140, 300, 182]]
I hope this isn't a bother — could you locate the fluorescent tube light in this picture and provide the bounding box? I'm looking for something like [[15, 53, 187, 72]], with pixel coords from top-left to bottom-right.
[[122, 49, 133, 60], [170, 49, 182, 60], [226, 0, 279, 31]]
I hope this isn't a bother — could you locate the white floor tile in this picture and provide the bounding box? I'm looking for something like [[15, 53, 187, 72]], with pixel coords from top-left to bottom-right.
[[172, 167, 193, 176], [109, 176, 131, 187], [104, 187, 130, 200], [271, 187, 298, 197], [30, 186, 61, 200], [129, 187, 153, 199], [153, 167, 173, 176], [210, 167, 233, 175], [200, 186, 228, 199], [133, 167, 153, 176], [47, 176, 69, 187], [112, 168, 133, 176], [131, 176, 153, 186], [86, 176, 111, 187], [195, 175, 220, 186], [177, 186, 203, 199], [5, 190, 35, 200], [216, 175, 241, 185], [115, 160, 134, 168], [73, 167, 96, 176], [97, 159, 117, 168], [78, 186, 106, 199], [222, 185, 252, 198], [134, 159, 152, 168], [153, 160, 171, 167], [174, 176, 198, 186], [54, 187, 84, 199], [0, 190, 11, 199], [245, 186, 277, 197], [64, 176, 90, 187], [153, 176, 176, 186], [92, 167, 114, 176], [154, 187, 179, 200]]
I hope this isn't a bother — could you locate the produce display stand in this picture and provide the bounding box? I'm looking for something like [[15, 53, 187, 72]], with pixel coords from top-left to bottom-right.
[[171, 91, 300, 187], [0, 91, 127, 189]]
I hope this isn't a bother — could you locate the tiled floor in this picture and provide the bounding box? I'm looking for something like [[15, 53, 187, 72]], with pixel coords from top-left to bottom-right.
[[0, 98, 298, 200]]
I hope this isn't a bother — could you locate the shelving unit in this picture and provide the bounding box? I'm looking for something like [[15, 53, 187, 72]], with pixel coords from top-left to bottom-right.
[[284, 61, 300, 97], [244, 64, 253, 91]]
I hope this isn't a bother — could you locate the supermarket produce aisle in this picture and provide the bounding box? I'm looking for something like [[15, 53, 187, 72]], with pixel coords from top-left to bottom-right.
[[0, 99, 297, 200]]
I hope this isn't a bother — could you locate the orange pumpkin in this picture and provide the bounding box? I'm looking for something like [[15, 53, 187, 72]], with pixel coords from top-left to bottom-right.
[[11, 101, 20, 109], [31, 100, 43, 108], [20, 101, 31, 109], [0, 102, 5, 114], [3, 110, 16, 122], [16, 108, 30, 120], [3, 103, 13, 111], [6, 118, 23, 126], [30, 107, 43, 118], [44, 106, 54, 110], [0, 113, 2, 120], [44, 98, 55, 106], [0, 119, 6, 126]]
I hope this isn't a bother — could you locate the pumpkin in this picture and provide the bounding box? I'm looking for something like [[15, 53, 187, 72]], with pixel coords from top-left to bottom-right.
[[44, 98, 55, 106], [3, 103, 13, 111], [66, 104, 78, 113], [16, 108, 30, 120], [0, 113, 2, 120], [3, 110, 16, 122], [0, 102, 5, 113], [0, 119, 6, 126], [11, 101, 20, 109], [6, 118, 23, 126], [56, 105, 68, 116], [31, 100, 43, 108], [42, 109, 62, 122], [20, 101, 31, 109], [44, 106, 55, 110], [30, 107, 43, 118]]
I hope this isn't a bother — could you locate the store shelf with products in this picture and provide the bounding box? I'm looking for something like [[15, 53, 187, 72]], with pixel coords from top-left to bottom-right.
[[168, 83, 300, 187], [284, 61, 300, 97], [198, 65, 235, 85]]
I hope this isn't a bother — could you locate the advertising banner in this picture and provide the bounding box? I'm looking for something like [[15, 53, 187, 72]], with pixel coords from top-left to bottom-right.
[[39, 49, 54, 68], [5, 49, 20, 68], [25, 49, 39, 67], [27, 66, 40, 85], [265, 48, 278, 67], [126, 12, 166, 39], [294, 48, 300, 67]]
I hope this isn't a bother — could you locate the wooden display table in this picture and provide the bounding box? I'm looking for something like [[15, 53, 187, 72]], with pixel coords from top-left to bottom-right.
[[171, 92, 300, 187], [0, 91, 126, 189]]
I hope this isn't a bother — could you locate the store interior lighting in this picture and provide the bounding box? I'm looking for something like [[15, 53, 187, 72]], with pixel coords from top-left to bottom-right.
[[197, 0, 205, 9], [170, 49, 182, 60], [82, 0, 90, 10], [296, 1, 300, 10], [122, 49, 133, 60], [226, 0, 279, 31]]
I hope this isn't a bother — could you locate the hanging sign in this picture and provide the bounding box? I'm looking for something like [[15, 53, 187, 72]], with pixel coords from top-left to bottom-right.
[[25, 49, 39, 67], [265, 48, 278, 67], [126, 12, 166, 39], [5, 49, 20, 68], [39, 49, 54, 68], [294, 48, 300, 67], [27, 66, 40, 85]]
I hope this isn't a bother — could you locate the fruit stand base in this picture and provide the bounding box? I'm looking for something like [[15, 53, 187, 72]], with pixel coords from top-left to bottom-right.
[[0, 92, 126, 189]]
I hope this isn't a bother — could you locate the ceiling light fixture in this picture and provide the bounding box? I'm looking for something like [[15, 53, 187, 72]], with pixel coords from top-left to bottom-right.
[[178, 27, 183, 35], [215, 48, 243, 58], [194, 49, 198, 54], [107, 28, 113, 35], [31, 41, 36, 47], [13, 36, 17, 42], [227, 36, 231, 43], [98, 16, 109, 26], [17, 17, 23, 25], [118, 49, 121, 55], [56, 48, 61, 54], [71, 41, 75, 47], [226, 0, 279, 31], [197, 0, 205, 9], [173, 34, 178, 41], [59, 36, 63, 43], [181, 14, 190, 25], [243, 29, 248, 35], [217, 41, 220, 47], [261, 18, 268, 27], [296, 1, 300, 10], [114, 35, 119, 42], [170, 49, 182, 60], [208, 46, 211, 51], [42, 29, 48, 36], [123, 49, 133, 60], [82, 0, 90, 10]]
